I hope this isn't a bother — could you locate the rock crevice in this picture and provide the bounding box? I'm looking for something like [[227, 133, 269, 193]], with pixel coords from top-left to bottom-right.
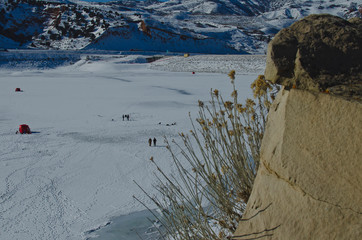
[[262, 157, 362, 215]]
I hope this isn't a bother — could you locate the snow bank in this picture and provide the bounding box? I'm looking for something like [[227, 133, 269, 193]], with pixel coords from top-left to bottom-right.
[[0, 50, 83, 69], [150, 54, 266, 74], [0, 50, 128, 69]]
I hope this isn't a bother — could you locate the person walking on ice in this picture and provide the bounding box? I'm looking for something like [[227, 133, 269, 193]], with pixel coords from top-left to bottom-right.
[[153, 137, 157, 147], [148, 138, 152, 147]]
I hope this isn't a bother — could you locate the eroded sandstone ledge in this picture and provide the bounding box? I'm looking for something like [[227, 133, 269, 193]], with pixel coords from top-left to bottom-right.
[[233, 88, 362, 240], [234, 14, 362, 240]]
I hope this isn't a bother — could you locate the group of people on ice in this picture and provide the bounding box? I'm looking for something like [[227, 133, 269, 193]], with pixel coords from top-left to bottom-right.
[[122, 114, 130, 121], [148, 138, 157, 147]]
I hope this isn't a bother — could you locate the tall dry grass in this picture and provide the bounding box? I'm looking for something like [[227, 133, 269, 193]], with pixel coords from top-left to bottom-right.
[[135, 72, 277, 240]]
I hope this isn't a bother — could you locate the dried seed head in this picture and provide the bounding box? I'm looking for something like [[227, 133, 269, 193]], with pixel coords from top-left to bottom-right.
[[197, 119, 206, 125], [251, 75, 272, 98], [236, 104, 247, 113], [198, 100, 204, 107], [224, 101, 233, 110], [228, 70, 236, 80], [246, 98, 255, 107], [231, 90, 237, 98]]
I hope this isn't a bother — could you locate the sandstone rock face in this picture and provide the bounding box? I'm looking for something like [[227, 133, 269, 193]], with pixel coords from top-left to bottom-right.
[[264, 14, 362, 99], [233, 89, 362, 240]]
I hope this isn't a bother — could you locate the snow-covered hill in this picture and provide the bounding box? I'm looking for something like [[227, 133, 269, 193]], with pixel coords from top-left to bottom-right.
[[145, 0, 270, 16], [0, 0, 361, 54]]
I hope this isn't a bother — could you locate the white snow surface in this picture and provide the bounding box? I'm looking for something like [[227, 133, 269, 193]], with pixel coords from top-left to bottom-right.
[[150, 54, 266, 74], [0, 53, 265, 239]]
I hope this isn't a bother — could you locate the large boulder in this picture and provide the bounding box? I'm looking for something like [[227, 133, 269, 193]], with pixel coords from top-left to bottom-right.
[[234, 14, 362, 239], [264, 14, 362, 99], [233, 88, 362, 239]]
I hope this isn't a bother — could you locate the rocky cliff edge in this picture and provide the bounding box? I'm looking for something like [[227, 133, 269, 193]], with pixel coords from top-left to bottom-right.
[[234, 14, 362, 240]]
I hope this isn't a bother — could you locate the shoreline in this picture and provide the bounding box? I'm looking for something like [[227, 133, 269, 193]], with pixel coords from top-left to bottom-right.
[[86, 209, 162, 240]]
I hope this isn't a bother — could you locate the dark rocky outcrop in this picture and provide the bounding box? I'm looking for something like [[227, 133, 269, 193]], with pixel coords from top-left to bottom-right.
[[264, 14, 362, 100]]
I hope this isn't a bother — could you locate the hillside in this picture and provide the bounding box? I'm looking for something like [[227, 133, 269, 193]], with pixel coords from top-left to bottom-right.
[[0, 0, 361, 54]]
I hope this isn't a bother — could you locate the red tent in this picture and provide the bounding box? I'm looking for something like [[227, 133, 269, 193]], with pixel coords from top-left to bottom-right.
[[15, 88, 21, 92], [19, 124, 31, 134]]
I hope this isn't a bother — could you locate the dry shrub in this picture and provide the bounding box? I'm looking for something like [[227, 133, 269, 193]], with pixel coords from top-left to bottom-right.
[[135, 73, 277, 240]]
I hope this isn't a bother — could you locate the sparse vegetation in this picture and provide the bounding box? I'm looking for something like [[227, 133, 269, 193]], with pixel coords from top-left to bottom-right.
[[135, 73, 277, 240]]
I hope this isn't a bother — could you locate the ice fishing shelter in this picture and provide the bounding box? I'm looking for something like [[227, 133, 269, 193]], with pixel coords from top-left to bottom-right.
[[15, 88, 21, 92], [19, 124, 31, 134]]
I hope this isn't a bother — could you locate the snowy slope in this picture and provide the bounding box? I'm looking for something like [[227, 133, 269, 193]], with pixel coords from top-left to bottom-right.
[[84, 21, 244, 54], [150, 54, 266, 73], [145, 0, 270, 16], [0, 53, 265, 240], [0, 35, 19, 48]]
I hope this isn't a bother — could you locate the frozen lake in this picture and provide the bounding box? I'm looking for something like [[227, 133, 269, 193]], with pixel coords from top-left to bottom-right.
[[0, 52, 265, 239], [88, 209, 161, 240]]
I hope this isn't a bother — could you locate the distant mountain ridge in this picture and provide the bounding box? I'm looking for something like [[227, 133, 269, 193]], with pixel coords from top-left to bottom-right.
[[144, 0, 270, 16], [0, 0, 360, 54]]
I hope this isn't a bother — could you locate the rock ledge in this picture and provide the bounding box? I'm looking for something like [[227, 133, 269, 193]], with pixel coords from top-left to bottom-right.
[[264, 14, 362, 100]]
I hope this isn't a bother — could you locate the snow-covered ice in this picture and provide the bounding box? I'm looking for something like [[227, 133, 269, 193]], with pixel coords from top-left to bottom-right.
[[0, 53, 265, 239]]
